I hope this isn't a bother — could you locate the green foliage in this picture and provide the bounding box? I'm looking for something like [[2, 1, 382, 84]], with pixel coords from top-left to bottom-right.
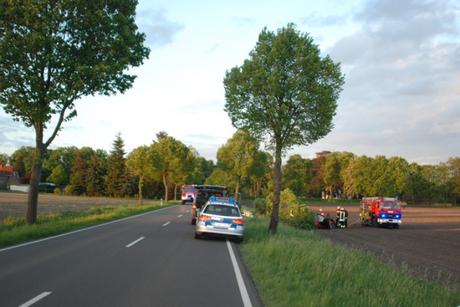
[[216, 130, 259, 200], [323, 152, 354, 198], [0, 153, 9, 165], [283, 154, 312, 196], [447, 157, 460, 202], [106, 133, 129, 198], [241, 218, 460, 307], [126, 146, 155, 205], [150, 132, 195, 202], [69, 151, 87, 195], [205, 168, 234, 188], [86, 155, 106, 197], [47, 164, 68, 187], [63, 185, 75, 196], [0, 0, 150, 129], [265, 188, 314, 229], [253, 198, 268, 215], [10, 147, 35, 180], [3, 216, 26, 227], [224, 24, 344, 150]]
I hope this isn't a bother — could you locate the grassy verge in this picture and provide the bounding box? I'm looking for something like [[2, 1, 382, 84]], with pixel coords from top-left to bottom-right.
[[241, 217, 460, 307], [0, 203, 173, 248], [299, 197, 360, 205]]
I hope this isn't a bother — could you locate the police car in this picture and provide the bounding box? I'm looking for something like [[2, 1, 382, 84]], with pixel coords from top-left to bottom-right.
[[194, 196, 244, 242]]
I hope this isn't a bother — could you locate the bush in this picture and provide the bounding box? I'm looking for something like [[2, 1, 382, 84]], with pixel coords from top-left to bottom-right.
[[3, 216, 26, 227], [264, 188, 315, 229], [254, 198, 268, 215], [54, 187, 62, 195], [64, 185, 75, 196]]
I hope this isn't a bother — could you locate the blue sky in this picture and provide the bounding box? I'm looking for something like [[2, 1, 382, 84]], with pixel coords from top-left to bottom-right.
[[1, 0, 459, 164]]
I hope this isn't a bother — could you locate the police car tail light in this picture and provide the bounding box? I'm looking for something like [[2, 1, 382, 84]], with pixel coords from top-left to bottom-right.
[[199, 215, 211, 222], [233, 218, 244, 225]]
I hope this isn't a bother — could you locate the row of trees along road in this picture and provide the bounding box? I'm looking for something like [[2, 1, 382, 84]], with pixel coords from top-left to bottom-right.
[[2, 133, 215, 205], [0, 1, 150, 224], [4, 141, 460, 205]]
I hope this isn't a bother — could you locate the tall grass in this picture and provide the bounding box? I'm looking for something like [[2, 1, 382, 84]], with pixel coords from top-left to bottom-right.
[[0, 203, 170, 248], [241, 218, 460, 307]]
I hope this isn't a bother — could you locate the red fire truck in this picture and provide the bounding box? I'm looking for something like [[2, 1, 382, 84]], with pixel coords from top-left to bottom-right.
[[360, 197, 402, 228]]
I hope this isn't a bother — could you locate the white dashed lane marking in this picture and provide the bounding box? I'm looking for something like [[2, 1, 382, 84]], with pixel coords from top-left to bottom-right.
[[126, 237, 145, 248], [19, 291, 52, 307]]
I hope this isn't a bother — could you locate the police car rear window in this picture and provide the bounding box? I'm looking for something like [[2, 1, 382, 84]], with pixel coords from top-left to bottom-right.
[[204, 205, 240, 217]]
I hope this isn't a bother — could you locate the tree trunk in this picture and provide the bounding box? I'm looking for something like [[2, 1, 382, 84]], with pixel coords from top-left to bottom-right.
[[162, 172, 169, 203], [27, 140, 45, 224], [138, 175, 144, 206], [269, 141, 282, 234], [174, 183, 178, 201], [234, 178, 240, 203], [27, 160, 42, 224]]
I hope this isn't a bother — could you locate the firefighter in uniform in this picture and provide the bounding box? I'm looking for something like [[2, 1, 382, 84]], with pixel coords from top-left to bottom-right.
[[340, 207, 349, 228]]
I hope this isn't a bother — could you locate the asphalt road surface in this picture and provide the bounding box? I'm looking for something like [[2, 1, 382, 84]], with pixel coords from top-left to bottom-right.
[[0, 205, 261, 307]]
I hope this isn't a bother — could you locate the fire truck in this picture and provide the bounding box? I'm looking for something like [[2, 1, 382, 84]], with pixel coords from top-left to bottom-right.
[[360, 197, 402, 228]]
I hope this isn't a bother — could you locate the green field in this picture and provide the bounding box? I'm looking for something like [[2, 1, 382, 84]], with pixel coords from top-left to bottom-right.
[[240, 217, 460, 307]]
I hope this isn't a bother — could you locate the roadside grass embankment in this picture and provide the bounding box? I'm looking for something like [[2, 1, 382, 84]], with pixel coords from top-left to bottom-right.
[[241, 217, 460, 307], [299, 197, 360, 206], [0, 202, 174, 249]]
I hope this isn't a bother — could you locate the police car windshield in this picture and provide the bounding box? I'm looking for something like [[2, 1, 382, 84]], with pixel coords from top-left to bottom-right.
[[204, 205, 240, 217], [382, 201, 400, 210]]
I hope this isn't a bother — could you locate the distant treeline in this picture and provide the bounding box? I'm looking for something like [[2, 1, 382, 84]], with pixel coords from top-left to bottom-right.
[[1, 132, 459, 204]]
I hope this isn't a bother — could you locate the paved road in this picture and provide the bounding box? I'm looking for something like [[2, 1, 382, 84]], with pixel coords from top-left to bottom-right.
[[0, 205, 261, 307]]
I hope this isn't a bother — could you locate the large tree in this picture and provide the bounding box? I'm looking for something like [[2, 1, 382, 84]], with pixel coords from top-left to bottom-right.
[[224, 24, 344, 233], [0, 1, 149, 223]]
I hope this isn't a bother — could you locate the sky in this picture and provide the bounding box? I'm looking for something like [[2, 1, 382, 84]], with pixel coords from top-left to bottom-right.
[[1, 0, 459, 164]]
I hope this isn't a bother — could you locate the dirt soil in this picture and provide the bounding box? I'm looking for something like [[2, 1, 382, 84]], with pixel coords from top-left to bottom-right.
[[307, 203, 460, 289], [0, 192, 160, 223]]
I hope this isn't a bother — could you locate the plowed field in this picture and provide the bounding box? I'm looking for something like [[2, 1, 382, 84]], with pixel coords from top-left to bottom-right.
[[0, 192, 160, 223], [308, 204, 460, 289]]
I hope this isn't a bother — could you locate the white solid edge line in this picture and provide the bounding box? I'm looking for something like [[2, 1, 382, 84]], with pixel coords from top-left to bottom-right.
[[19, 291, 52, 307], [226, 240, 252, 307], [126, 236, 145, 248], [0, 205, 177, 253], [162, 221, 171, 227]]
